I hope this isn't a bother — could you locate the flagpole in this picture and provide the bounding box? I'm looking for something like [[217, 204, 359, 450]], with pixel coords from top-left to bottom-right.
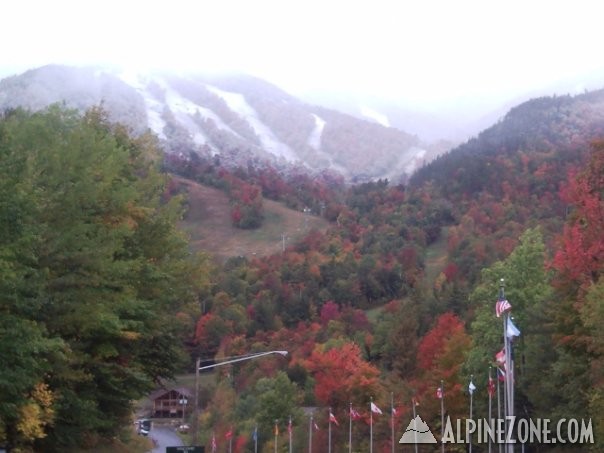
[[497, 368, 502, 453], [509, 346, 515, 453], [505, 311, 511, 451], [308, 413, 313, 453], [411, 398, 418, 453], [328, 407, 332, 453], [289, 415, 293, 453], [502, 364, 508, 449], [440, 380, 445, 453], [229, 432, 233, 453], [500, 279, 514, 453], [506, 311, 514, 453], [254, 425, 258, 453], [370, 397, 374, 453], [500, 279, 509, 452], [469, 375, 474, 453], [348, 403, 353, 453], [390, 392, 395, 453], [488, 367, 493, 453]]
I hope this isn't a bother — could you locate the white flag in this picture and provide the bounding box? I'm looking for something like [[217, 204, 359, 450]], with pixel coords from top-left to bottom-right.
[[370, 402, 383, 414], [506, 318, 521, 338], [468, 380, 476, 395]]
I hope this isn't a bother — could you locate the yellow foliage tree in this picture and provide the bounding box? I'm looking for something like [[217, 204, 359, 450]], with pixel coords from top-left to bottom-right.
[[16, 383, 55, 444]]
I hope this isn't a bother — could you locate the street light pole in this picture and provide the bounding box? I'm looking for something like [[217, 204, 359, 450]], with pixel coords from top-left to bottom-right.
[[193, 357, 200, 444], [179, 397, 187, 425], [197, 350, 288, 371]]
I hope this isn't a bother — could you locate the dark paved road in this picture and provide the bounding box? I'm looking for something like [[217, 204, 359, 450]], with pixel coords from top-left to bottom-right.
[[149, 425, 183, 452]]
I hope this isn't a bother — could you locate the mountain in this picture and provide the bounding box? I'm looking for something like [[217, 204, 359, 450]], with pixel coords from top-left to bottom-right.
[[296, 70, 604, 145], [0, 65, 433, 182], [410, 88, 604, 194], [403, 88, 604, 289]]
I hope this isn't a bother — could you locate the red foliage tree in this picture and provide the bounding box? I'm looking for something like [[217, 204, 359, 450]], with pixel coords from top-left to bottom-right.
[[552, 141, 604, 298], [304, 342, 381, 409], [413, 312, 472, 423], [319, 301, 340, 325]]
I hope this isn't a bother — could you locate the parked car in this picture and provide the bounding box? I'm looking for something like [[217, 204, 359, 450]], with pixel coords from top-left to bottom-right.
[[136, 418, 152, 436]]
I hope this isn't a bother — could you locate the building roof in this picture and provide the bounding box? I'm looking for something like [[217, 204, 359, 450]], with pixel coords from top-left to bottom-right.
[[149, 387, 193, 401]]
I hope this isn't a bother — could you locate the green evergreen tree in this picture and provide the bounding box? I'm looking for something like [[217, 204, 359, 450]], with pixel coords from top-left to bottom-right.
[[0, 106, 210, 451]]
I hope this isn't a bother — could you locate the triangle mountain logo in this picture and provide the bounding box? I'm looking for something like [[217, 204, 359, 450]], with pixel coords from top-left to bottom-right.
[[399, 415, 438, 444]]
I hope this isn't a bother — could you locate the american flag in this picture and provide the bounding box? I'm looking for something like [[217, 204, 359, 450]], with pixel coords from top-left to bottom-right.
[[495, 298, 512, 317]]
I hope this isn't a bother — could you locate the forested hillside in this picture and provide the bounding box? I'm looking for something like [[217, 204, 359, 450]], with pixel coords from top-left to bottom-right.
[[178, 90, 603, 452], [1, 87, 603, 453]]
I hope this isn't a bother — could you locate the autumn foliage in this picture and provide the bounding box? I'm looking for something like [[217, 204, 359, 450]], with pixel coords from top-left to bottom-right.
[[304, 342, 381, 409]]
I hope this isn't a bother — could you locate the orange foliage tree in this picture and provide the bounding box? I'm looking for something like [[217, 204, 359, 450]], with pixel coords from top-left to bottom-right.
[[303, 342, 382, 410]]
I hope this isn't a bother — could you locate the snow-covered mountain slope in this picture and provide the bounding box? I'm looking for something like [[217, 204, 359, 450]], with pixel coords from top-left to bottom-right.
[[0, 65, 431, 182]]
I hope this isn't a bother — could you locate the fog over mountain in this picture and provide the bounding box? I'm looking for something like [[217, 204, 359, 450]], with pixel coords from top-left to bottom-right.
[[4, 0, 604, 152], [293, 68, 604, 145], [0, 65, 441, 182], [3, 63, 604, 185]]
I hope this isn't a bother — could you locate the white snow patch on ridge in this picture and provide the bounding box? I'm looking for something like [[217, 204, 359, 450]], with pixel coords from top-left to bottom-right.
[[118, 71, 168, 140], [161, 82, 239, 138], [206, 85, 298, 162], [360, 105, 390, 127], [308, 114, 325, 150]]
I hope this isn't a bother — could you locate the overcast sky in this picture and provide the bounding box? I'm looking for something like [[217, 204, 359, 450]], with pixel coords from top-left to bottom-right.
[[3, 0, 604, 112]]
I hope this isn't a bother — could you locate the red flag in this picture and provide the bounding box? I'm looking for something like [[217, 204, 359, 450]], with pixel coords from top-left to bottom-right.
[[225, 428, 233, 439], [495, 348, 506, 369], [350, 406, 361, 420], [329, 412, 339, 426], [436, 387, 443, 399], [495, 299, 512, 317], [488, 376, 496, 396]]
